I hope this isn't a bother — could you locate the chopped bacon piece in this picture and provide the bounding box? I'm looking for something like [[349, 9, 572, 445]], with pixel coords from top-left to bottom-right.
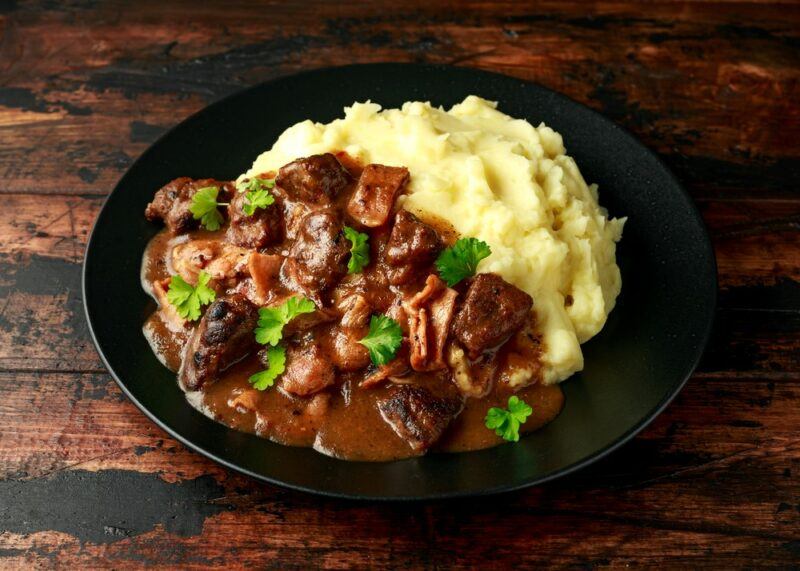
[[171, 239, 250, 287], [403, 275, 458, 371], [247, 252, 283, 305]]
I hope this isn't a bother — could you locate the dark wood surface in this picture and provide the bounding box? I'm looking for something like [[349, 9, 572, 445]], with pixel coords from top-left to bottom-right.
[[1, 1, 799, 568]]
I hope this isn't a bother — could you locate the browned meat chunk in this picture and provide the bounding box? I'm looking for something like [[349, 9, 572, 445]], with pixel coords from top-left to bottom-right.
[[326, 294, 372, 372], [145, 178, 233, 234], [281, 336, 336, 396], [403, 275, 458, 371], [276, 154, 350, 203], [377, 385, 462, 452], [347, 164, 409, 227], [226, 188, 282, 249], [452, 273, 533, 358], [327, 327, 371, 372], [179, 294, 259, 391], [384, 211, 443, 285], [283, 210, 349, 302], [386, 210, 443, 265]]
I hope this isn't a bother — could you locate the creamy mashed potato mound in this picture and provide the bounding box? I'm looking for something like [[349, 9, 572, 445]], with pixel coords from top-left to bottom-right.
[[243, 96, 625, 385]]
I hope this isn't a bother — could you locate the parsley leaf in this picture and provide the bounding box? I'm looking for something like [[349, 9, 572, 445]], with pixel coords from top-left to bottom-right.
[[484, 396, 533, 442], [237, 177, 275, 193], [237, 177, 276, 216], [166, 270, 216, 321], [343, 226, 370, 274], [249, 345, 287, 390], [189, 186, 226, 231], [359, 315, 403, 366], [243, 189, 275, 216], [435, 237, 492, 286], [254, 296, 316, 346]]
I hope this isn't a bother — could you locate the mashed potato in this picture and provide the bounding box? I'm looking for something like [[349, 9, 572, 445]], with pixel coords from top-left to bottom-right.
[[243, 96, 625, 385]]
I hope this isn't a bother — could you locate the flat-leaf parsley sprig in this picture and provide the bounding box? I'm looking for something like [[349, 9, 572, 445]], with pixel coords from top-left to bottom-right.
[[343, 226, 370, 274], [189, 186, 228, 230], [237, 177, 275, 216], [249, 296, 315, 391], [166, 270, 216, 321], [359, 315, 403, 366], [249, 345, 286, 390], [254, 296, 317, 347], [435, 237, 492, 286], [484, 396, 533, 442]]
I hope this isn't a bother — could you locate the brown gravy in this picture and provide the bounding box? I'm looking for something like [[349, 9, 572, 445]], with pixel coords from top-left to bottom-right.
[[141, 162, 565, 462]]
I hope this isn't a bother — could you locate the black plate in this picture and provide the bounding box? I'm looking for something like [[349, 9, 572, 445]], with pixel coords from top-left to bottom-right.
[[83, 63, 716, 499]]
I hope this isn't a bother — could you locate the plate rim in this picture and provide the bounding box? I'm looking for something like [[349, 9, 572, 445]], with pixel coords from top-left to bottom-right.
[[82, 62, 718, 500]]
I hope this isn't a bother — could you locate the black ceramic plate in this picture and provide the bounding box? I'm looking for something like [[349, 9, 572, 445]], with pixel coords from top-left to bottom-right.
[[83, 63, 716, 499]]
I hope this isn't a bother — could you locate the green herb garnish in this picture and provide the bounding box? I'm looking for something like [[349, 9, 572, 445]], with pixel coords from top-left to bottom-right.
[[237, 178, 276, 216], [359, 315, 403, 366], [254, 296, 316, 346], [249, 345, 287, 390], [484, 396, 533, 442], [165, 270, 216, 321], [189, 186, 227, 230], [434, 237, 492, 287], [343, 226, 370, 274]]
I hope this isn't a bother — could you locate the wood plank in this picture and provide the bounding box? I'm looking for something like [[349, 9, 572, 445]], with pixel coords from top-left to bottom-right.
[[0, 372, 797, 567], [1, 2, 799, 567], [0, 2, 798, 198]]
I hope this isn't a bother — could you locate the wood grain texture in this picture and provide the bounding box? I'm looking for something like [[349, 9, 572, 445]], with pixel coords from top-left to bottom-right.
[[1, 1, 798, 568]]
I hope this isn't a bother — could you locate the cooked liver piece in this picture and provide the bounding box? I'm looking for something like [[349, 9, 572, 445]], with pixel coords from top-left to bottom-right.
[[226, 188, 283, 249], [385, 210, 443, 265], [347, 164, 409, 227], [283, 210, 350, 301], [179, 294, 259, 391], [281, 336, 336, 396], [145, 177, 233, 234], [451, 273, 533, 358], [384, 210, 443, 285], [276, 153, 351, 203], [377, 385, 462, 452]]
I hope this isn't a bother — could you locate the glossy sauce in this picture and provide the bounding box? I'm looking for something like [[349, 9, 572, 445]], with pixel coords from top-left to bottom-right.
[[141, 160, 564, 461]]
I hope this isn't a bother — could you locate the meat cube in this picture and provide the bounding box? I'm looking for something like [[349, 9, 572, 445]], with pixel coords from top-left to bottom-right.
[[283, 210, 350, 302], [145, 178, 233, 234], [384, 211, 443, 285], [451, 273, 533, 358], [226, 187, 283, 249], [276, 154, 351, 203], [347, 164, 409, 227], [281, 336, 336, 396], [327, 327, 372, 372], [377, 385, 462, 452], [326, 294, 372, 372], [179, 294, 259, 391], [385, 210, 443, 266]]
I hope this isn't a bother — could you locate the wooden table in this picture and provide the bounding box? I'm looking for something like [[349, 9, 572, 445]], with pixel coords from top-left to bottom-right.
[[1, 1, 798, 568]]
